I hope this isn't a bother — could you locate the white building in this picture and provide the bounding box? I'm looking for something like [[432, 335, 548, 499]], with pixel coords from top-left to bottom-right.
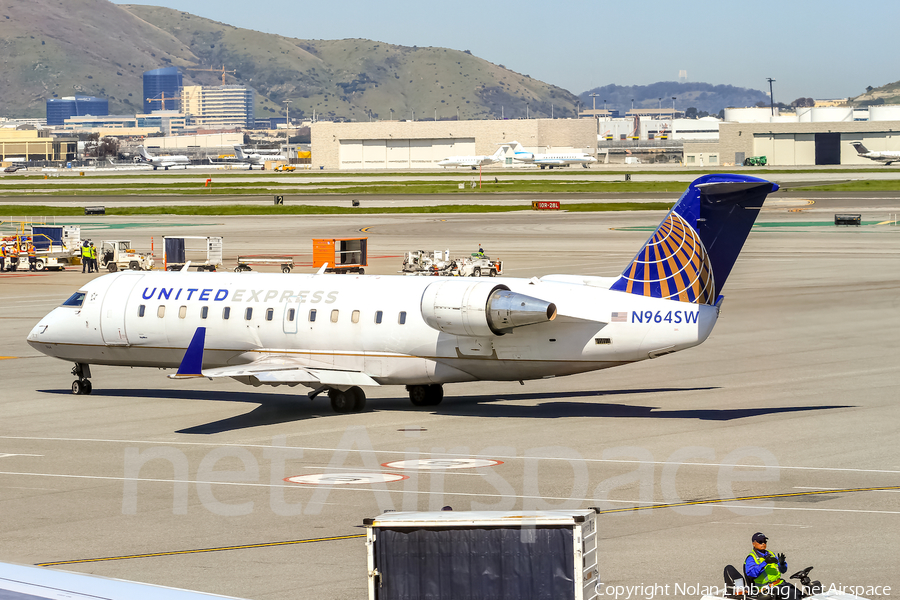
[[181, 85, 255, 129]]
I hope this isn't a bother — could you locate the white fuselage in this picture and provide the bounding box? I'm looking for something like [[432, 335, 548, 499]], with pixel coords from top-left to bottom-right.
[[513, 151, 597, 167], [27, 271, 718, 388], [438, 155, 499, 168]]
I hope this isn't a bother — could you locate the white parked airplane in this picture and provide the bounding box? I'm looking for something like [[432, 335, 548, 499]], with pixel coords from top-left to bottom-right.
[[437, 147, 506, 169], [850, 142, 900, 165], [137, 145, 190, 170], [232, 145, 288, 169], [507, 141, 597, 169], [0, 560, 247, 600], [27, 174, 778, 413]]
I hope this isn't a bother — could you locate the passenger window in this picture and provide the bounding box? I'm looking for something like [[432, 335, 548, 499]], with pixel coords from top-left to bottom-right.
[[351, 310, 360, 323], [331, 309, 339, 323], [375, 310, 383, 324], [266, 308, 274, 321], [309, 309, 317, 322], [288, 308, 296, 322], [223, 307, 231, 320], [398, 311, 407, 324], [157, 306, 165, 318], [201, 306, 208, 319], [138, 304, 145, 317], [245, 307, 253, 321], [178, 306, 187, 319]]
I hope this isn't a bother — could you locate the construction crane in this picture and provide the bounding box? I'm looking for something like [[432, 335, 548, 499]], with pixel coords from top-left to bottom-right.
[[145, 92, 179, 111], [184, 65, 237, 86]]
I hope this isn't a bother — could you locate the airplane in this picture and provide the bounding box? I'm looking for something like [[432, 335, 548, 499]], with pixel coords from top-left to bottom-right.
[[850, 141, 900, 165], [27, 174, 778, 414], [0, 560, 248, 600], [3, 163, 26, 173], [232, 145, 288, 169], [506, 141, 597, 169], [437, 147, 506, 169], [137, 145, 190, 170]]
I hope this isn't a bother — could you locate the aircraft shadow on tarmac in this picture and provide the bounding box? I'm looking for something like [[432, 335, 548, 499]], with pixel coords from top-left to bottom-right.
[[40, 387, 852, 435]]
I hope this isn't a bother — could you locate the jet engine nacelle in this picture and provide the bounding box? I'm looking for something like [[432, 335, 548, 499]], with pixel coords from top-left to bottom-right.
[[421, 279, 557, 337]]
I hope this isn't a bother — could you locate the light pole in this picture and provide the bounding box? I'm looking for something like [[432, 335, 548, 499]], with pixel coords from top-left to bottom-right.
[[456, 106, 459, 121], [631, 98, 634, 112], [283, 99, 292, 141], [658, 97, 662, 113], [672, 96, 676, 119], [390, 108, 393, 121], [434, 107, 437, 122], [526, 104, 529, 119], [767, 78, 776, 115], [589, 92, 599, 111]]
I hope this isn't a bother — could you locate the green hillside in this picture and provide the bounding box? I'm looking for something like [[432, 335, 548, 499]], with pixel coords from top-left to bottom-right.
[[1, 0, 578, 120]]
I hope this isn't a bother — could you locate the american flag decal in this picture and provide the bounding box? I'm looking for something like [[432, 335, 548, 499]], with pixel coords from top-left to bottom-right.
[[611, 312, 627, 322]]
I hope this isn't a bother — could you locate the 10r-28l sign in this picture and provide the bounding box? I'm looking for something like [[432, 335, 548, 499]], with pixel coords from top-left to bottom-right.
[[531, 201, 560, 210]]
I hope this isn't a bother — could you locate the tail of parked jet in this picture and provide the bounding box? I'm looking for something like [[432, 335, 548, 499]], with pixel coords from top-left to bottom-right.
[[491, 146, 506, 161], [137, 146, 152, 161], [233, 145, 248, 160], [610, 174, 778, 304], [851, 141, 870, 154]]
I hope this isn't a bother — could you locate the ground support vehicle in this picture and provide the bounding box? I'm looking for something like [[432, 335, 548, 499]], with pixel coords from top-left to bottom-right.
[[163, 236, 223, 271], [98, 240, 154, 272], [235, 256, 294, 273], [364, 509, 600, 600], [702, 564, 872, 600], [401, 250, 502, 277], [274, 164, 296, 172], [313, 237, 367, 274], [743, 156, 768, 166], [458, 253, 503, 277]]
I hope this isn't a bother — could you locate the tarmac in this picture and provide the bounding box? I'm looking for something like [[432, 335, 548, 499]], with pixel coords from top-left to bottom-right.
[[0, 186, 898, 599]]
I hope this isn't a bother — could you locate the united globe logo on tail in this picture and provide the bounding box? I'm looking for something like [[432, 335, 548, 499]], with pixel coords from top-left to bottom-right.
[[613, 211, 715, 304], [611, 174, 778, 305]]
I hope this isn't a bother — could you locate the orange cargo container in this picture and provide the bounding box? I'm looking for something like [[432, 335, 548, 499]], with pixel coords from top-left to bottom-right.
[[312, 237, 367, 274]]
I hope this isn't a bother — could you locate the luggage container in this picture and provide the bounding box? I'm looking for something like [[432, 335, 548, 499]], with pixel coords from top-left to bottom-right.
[[363, 509, 600, 600], [313, 237, 367, 274], [163, 236, 223, 271]]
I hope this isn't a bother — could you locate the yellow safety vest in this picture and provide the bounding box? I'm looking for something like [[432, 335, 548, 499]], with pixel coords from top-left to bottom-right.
[[747, 551, 781, 586]]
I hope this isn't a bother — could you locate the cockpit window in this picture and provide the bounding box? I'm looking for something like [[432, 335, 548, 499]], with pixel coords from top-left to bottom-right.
[[61, 292, 86, 307]]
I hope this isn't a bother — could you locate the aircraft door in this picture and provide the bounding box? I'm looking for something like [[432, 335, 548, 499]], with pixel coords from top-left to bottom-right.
[[100, 273, 143, 346], [283, 296, 300, 334]]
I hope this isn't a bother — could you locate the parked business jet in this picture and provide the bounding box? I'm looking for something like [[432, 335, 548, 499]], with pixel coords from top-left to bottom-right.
[[3, 163, 26, 173], [0, 560, 248, 600], [233, 145, 287, 169], [506, 141, 597, 169], [438, 147, 506, 169], [850, 142, 900, 165], [137, 145, 190, 170], [28, 174, 777, 413]]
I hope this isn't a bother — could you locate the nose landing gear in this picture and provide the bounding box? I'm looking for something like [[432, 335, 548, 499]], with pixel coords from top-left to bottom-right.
[[71, 363, 92, 395]]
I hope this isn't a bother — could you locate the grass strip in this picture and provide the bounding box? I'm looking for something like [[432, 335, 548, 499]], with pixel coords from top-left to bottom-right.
[[0, 202, 674, 217]]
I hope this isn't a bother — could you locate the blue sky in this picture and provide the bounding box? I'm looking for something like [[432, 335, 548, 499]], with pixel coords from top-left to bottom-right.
[[115, 0, 897, 103]]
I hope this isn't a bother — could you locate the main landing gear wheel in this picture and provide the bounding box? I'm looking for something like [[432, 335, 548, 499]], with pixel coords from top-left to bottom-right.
[[328, 386, 366, 413], [407, 384, 443, 407]]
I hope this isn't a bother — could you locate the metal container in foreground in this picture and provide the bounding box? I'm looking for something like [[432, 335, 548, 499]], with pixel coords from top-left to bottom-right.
[[363, 509, 600, 600]]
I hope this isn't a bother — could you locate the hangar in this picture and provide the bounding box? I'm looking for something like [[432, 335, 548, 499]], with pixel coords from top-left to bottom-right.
[[309, 119, 597, 170]]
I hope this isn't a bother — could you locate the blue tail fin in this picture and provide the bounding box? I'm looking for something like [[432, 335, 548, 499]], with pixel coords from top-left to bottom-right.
[[610, 174, 778, 304]]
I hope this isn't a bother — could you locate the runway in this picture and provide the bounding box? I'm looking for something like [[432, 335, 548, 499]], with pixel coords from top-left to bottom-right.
[[0, 193, 898, 599]]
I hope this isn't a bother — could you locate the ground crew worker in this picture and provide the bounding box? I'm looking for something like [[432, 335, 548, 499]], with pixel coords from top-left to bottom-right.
[[82, 242, 90, 273], [0, 243, 7, 272], [27, 242, 37, 271], [8, 243, 19, 271], [744, 532, 800, 600], [88, 242, 97, 273]]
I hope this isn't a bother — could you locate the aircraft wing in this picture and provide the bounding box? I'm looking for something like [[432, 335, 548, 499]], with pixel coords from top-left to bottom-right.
[[168, 328, 380, 387], [0, 561, 248, 600]]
